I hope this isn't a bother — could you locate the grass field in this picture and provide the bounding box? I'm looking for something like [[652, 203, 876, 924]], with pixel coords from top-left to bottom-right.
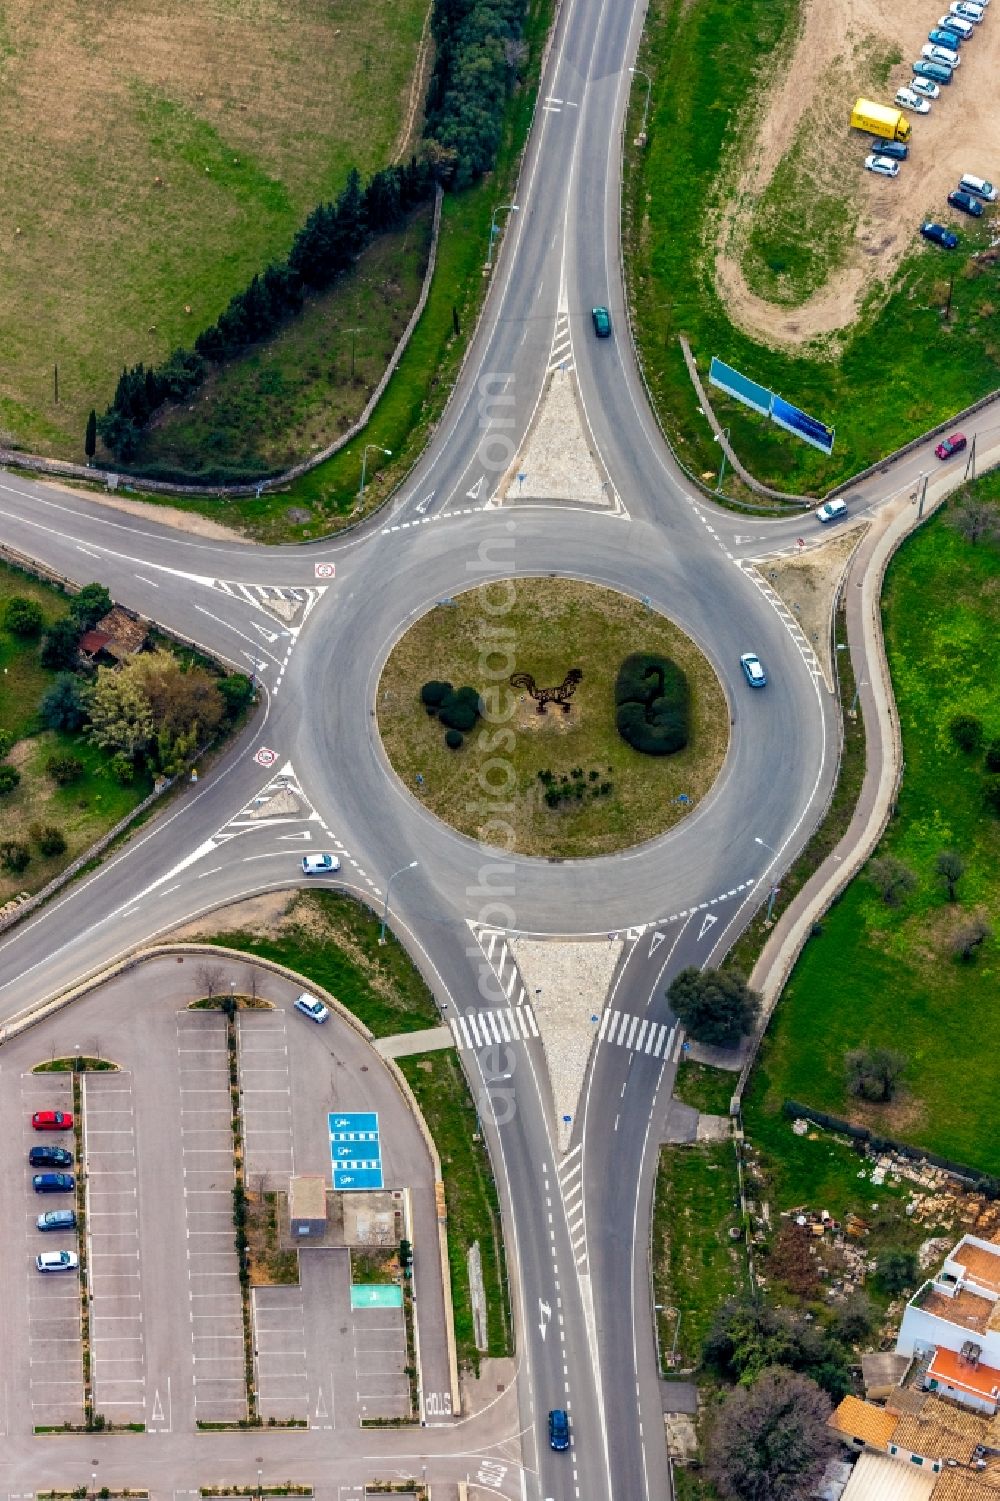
[[744, 484, 1000, 1174], [400, 1052, 511, 1370], [0, 561, 152, 902], [0, 0, 429, 458], [124, 0, 555, 542], [624, 0, 1000, 497], [652, 1142, 745, 1370], [131, 206, 434, 482], [377, 579, 728, 858], [672, 1063, 736, 1118], [200, 890, 440, 1038]]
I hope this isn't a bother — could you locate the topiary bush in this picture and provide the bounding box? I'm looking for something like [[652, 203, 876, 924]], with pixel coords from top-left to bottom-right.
[[444, 729, 464, 750], [420, 680, 453, 710], [614, 652, 690, 756], [438, 685, 481, 732]]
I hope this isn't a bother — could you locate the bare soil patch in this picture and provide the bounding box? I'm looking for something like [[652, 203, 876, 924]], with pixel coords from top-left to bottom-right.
[[714, 0, 1000, 346], [755, 524, 868, 688]]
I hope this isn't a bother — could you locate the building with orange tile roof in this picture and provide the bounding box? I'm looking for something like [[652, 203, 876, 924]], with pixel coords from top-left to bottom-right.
[[829, 1394, 901, 1451], [925, 1346, 1000, 1416]]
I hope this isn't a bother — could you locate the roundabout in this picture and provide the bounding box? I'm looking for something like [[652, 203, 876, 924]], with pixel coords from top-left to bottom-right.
[[376, 576, 729, 857]]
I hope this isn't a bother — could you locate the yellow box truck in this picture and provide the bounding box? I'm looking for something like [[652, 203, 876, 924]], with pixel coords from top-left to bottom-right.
[[851, 98, 911, 142]]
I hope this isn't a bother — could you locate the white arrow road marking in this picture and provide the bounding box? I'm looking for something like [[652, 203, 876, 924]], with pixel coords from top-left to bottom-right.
[[466, 476, 484, 500], [414, 492, 435, 513], [151, 1389, 164, 1423], [315, 1387, 328, 1419], [648, 931, 665, 957], [252, 622, 280, 643], [697, 913, 718, 941], [278, 832, 313, 842], [539, 1297, 552, 1340]]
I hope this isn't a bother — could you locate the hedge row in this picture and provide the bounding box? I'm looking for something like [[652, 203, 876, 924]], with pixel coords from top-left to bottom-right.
[[614, 652, 690, 757]]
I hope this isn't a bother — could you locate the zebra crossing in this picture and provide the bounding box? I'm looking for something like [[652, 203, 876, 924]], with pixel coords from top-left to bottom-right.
[[598, 1010, 680, 1060], [449, 1004, 540, 1051], [467, 924, 529, 1008]]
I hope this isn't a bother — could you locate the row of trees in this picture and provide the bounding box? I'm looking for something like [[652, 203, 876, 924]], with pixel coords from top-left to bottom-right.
[[96, 158, 436, 460], [425, 0, 530, 188]]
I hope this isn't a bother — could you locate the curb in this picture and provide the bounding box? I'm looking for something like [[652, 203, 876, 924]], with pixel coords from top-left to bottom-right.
[[0, 940, 461, 1416]]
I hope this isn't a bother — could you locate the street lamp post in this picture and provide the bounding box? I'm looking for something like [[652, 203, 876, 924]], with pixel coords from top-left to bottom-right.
[[754, 835, 778, 856], [629, 66, 652, 140], [486, 203, 519, 270], [379, 860, 419, 944], [359, 443, 392, 499], [713, 426, 731, 493]]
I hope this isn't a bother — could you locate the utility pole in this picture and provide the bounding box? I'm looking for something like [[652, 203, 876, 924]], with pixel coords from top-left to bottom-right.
[[944, 271, 954, 322], [345, 327, 362, 382], [963, 434, 977, 484], [54, 364, 59, 404]]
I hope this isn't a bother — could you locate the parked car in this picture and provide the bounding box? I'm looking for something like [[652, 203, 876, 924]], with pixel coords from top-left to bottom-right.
[[865, 154, 900, 177], [591, 306, 612, 338], [36, 1250, 79, 1274], [816, 499, 848, 524], [29, 1145, 73, 1169], [549, 1409, 571, 1451], [921, 42, 960, 66], [913, 60, 954, 84], [301, 853, 341, 876], [928, 27, 964, 48], [33, 1172, 75, 1193], [909, 76, 941, 99], [293, 992, 329, 1024], [740, 653, 767, 689], [870, 138, 908, 160], [949, 0, 985, 19], [959, 173, 997, 201], [935, 432, 967, 459], [895, 86, 931, 113], [939, 12, 975, 35], [32, 1110, 73, 1131], [37, 1209, 78, 1232], [948, 189, 984, 216], [920, 221, 959, 248]]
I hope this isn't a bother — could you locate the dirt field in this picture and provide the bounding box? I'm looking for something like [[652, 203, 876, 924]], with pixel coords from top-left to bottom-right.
[[0, 0, 429, 456], [715, 0, 1000, 347]]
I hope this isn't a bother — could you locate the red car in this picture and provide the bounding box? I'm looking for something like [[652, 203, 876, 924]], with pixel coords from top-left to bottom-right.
[[32, 1110, 74, 1131], [935, 432, 967, 460]]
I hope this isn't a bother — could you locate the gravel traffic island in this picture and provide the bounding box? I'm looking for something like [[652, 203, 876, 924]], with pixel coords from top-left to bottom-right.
[[500, 367, 621, 510], [512, 935, 624, 1153]]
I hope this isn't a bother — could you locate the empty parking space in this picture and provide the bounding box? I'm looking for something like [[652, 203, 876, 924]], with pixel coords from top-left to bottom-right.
[[252, 1286, 308, 1420], [177, 1014, 246, 1423], [20, 1073, 84, 1429], [354, 1302, 409, 1422], [238, 1012, 294, 1188], [84, 1071, 145, 1422]]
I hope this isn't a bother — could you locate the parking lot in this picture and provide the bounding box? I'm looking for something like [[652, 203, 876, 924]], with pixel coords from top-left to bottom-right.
[[0, 951, 452, 1437]]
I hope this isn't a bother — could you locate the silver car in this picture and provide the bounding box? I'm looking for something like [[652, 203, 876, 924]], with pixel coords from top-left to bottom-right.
[[865, 154, 900, 178]]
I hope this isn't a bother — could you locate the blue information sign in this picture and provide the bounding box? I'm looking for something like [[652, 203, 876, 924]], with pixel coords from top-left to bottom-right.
[[329, 1111, 383, 1190]]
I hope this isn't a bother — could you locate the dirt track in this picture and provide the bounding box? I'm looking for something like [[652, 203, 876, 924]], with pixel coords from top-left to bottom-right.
[[715, 0, 1000, 347]]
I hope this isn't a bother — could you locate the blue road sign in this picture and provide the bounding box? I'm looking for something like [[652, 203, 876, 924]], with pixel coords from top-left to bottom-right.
[[329, 1111, 383, 1190]]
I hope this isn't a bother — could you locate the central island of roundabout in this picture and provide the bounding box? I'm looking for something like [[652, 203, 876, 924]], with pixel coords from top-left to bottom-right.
[[377, 577, 729, 858]]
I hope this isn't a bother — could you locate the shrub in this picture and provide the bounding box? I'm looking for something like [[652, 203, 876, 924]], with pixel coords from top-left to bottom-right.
[[46, 753, 85, 785], [4, 596, 44, 637], [68, 583, 112, 632], [949, 713, 983, 753], [444, 729, 464, 749], [31, 823, 67, 857], [218, 673, 255, 719], [614, 652, 690, 756], [40, 673, 90, 732], [421, 680, 453, 708], [984, 775, 1000, 817], [0, 764, 21, 794], [986, 739, 1000, 773], [0, 730, 12, 759], [0, 839, 30, 872], [438, 685, 481, 732], [111, 752, 136, 785], [40, 617, 81, 670], [867, 855, 916, 906]]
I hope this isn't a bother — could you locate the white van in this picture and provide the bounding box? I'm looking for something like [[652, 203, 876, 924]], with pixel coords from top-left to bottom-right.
[[815, 499, 848, 524], [959, 174, 997, 202]]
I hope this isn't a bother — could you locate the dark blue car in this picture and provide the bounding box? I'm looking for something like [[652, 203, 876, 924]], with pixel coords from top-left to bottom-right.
[[549, 1408, 570, 1451], [33, 1172, 75, 1193], [920, 221, 958, 249]]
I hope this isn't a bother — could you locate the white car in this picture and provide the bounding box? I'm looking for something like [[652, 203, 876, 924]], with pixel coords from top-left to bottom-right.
[[922, 42, 961, 65], [816, 499, 848, 524], [36, 1250, 79, 1274], [939, 12, 974, 35], [960, 173, 997, 201], [910, 76, 941, 99], [895, 86, 931, 113], [865, 154, 900, 178], [951, 0, 985, 18], [301, 853, 341, 876], [293, 992, 329, 1024]]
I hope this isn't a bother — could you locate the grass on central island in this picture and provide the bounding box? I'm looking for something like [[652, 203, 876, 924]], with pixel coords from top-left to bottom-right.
[[377, 578, 728, 858]]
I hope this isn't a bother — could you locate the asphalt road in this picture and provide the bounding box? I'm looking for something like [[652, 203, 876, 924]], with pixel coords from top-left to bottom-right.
[[0, 0, 984, 1491]]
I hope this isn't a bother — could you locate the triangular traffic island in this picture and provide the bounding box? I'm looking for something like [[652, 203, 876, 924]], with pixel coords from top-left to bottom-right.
[[512, 935, 624, 1153], [500, 367, 622, 510]]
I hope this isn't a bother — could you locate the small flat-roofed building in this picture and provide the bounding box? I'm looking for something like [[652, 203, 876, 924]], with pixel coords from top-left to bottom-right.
[[839, 1450, 936, 1501], [289, 1174, 327, 1238]]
